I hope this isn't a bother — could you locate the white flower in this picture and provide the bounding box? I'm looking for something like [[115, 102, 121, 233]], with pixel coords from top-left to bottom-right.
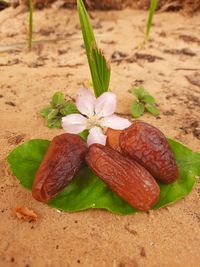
[[62, 88, 131, 146]]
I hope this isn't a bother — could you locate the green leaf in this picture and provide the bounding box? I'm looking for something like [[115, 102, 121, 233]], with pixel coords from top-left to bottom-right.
[[130, 86, 159, 117], [28, 0, 33, 49], [90, 47, 111, 96], [77, 0, 110, 97], [40, 91, 79, 129], [7, 138, 200, 215], [47, 109, 58, 120], [40, 106, 52, 118], [51, 92, 65, 107], [47, 117, 62, 129], [142, 94, 155, 104], [60, 101, 79, 116], [154, 139, 199, 208], [130, 86, 149, 100], [145, 103, 160, 116], [7, 140, 50, 189], [145, 0, 158, 42], [131, 101, 145, 118]]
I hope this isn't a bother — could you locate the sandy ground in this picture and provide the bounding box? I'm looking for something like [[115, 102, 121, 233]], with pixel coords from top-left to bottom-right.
[[0, 6, 200, 267]]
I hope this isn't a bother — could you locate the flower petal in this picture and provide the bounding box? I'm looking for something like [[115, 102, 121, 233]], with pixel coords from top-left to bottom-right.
[[76, 88, 96, 116], [95, 92, 116, 117], [100, 115, 131, 130], [87, 127, 107, 146], [62, 114, 87, 134]]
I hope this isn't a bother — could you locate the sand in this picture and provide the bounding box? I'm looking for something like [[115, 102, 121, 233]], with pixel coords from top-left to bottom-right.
[[9, 0, 200, 14], [0, 6, 200, 267]]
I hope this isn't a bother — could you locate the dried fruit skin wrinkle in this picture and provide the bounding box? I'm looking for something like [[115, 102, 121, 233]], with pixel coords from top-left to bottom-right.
[[86, 144, 160, 211], [32, 133, 88, 202], [120, 121, 179, 184]]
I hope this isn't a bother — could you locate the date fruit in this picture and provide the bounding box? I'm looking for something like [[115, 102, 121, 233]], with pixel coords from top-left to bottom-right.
[[106, 128, 122, 151], [120, 121, 179, 184], [86, 144, 160, 211], [32, 133, 88, 202]]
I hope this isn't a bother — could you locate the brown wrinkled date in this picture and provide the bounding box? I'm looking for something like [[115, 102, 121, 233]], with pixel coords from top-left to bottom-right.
[[120, 121, 179, 184], [86, 144, 160, 211], [106, 128, 122, 152], [32, 133, 88, 202]]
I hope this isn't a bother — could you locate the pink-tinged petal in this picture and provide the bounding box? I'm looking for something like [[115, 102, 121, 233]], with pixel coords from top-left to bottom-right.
[[100, 115, 131, 130], [87, 127, 107, 146], [62, 114, 87, 134], [76, 88, 96, 116], [95, 92, 116, 117]]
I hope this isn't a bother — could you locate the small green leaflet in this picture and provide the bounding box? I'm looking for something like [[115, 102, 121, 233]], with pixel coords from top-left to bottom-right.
[[142, 95, 155, 104], [40, 106, 52, 118], [60, 102, 79, 116], [7, 139, 200, 215], [131, 87, 152, 100], [77, 0, 111, 97], [130, 86, 160, 118], [50, 91, 65, 107], [40, 92, 79, 129], [131, 101, 145, 118], [146, 103, 160, 116]]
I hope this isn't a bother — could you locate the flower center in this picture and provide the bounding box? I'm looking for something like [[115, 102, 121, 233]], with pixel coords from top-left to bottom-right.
[[87, 115, 101, 129]]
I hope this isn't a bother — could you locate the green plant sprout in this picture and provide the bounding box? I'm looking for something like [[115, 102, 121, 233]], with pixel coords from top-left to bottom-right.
[[77, 0, 110, 97], [41, 0, 111, 128], [28, 0, 33, 49], [40, 92, 79, 128], [130, 86, 160, 118], [144, 0, 158, 43]]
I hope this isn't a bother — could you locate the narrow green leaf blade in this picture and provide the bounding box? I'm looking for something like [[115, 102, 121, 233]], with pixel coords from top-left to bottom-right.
[[77, 0, 110, 96], [90, 47, 111, 95], [131, 101, 145, 118], [28, 0, 33, 49], [145, 0, 158, 41], [77, 0, 96, 62]]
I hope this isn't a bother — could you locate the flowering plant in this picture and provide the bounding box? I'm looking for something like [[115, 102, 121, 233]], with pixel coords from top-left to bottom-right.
[[62, 89, 131, 146]]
